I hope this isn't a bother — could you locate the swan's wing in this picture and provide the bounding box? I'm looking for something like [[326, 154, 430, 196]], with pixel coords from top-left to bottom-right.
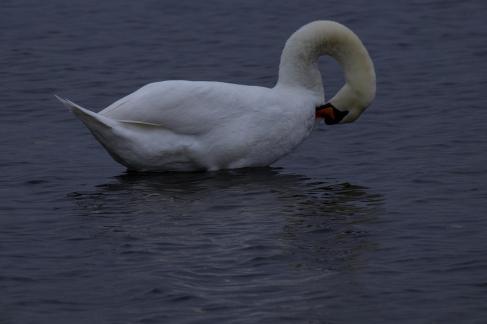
[[99, 81, 273, 135]]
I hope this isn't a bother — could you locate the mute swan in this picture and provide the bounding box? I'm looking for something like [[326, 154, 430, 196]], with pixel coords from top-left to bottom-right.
[[57, 20, 376, 172]]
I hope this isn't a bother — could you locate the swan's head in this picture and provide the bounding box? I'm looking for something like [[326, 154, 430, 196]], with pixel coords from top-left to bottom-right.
[[315, 103, 349, 125], [315, 82, 376, 125]]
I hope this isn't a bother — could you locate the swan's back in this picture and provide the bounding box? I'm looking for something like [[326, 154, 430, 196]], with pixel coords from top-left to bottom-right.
[[99, 81, 275, 135]]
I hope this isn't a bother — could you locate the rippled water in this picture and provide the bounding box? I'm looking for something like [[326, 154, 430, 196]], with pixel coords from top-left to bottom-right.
[[1, 0, 487, 323]]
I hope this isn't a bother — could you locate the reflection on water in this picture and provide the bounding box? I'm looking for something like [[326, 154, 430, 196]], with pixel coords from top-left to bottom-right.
[[60, 168, 386, 322], [69, 168, 383, 273]]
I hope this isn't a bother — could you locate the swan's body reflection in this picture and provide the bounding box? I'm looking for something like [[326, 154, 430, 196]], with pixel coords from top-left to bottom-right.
[[69, 168, 383, 318]]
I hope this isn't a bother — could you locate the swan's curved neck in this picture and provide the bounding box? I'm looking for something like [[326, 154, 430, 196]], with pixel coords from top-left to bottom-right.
[[276, 21, 376, 112]]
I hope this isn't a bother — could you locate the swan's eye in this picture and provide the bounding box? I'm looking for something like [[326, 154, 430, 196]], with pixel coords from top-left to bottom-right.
[[315, 103, 349, 125]]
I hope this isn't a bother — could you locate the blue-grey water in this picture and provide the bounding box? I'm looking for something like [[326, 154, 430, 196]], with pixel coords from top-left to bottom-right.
[[1, 0, 487, 323]]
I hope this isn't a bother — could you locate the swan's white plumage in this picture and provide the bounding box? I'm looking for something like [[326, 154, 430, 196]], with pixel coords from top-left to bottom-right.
[[58, 20, 376, 172]]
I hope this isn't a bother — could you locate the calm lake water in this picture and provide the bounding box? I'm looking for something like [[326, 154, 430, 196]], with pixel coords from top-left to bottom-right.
[[1, 0, 487, 323]]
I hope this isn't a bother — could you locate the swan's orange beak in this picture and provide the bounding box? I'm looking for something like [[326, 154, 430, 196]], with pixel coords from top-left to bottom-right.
[[315, 103, 349, 125]]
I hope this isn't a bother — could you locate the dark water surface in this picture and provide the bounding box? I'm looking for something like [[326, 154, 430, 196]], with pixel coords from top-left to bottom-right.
[[1, 0, 487, 323]]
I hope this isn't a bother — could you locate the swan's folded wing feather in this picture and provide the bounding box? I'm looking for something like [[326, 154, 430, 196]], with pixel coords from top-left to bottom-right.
[[99, 81, 271, 135]]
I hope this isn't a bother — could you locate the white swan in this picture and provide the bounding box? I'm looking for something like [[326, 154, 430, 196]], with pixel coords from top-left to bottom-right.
[[57, 21, 375, 172]]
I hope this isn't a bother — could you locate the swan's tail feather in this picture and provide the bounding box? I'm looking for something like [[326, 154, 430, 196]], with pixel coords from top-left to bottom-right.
[[55, 95, 135, 166], [54, 95, 119, 131]]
